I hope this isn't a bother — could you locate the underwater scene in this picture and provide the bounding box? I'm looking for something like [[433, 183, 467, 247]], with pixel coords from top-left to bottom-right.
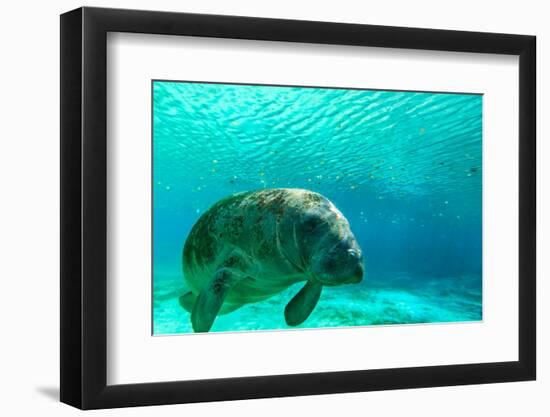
[[152, 80, 482, 335]]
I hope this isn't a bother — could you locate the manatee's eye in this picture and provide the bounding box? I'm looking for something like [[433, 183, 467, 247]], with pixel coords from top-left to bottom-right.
[[347, 249, 359, 258]]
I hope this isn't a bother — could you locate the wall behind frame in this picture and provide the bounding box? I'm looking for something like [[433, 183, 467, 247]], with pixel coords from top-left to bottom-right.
[[0, 0, 545, 416]]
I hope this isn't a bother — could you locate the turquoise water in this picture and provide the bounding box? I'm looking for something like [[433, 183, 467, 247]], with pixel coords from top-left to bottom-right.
[[153, 81, 482, 335]]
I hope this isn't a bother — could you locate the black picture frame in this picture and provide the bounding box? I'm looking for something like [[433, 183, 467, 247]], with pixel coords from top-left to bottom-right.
[[60, 6, 536, 410]]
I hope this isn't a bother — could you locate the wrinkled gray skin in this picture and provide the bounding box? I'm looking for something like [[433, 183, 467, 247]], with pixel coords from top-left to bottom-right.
[[180, 188, 364, 332]]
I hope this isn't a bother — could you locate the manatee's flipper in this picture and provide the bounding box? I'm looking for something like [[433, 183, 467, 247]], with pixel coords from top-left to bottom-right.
[[178, 291, 196, 313], [191, 268, 240, 333], [284, 280, 323, 326], [181, 290, 240, 316]]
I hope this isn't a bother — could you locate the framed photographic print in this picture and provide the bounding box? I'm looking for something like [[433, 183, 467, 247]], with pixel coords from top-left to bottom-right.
[[60, 6, 536, 409]]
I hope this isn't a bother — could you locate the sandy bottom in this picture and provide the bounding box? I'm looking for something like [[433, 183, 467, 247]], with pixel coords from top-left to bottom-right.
[[153, 273, 482, 335]]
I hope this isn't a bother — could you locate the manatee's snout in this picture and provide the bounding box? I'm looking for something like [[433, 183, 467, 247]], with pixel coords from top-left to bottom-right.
[[349, 262, 365, 284], [344, 248, 363, 284], [311, 240, 364, 286]]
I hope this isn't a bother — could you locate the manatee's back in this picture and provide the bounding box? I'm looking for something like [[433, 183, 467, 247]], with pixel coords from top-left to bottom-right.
[[182, 188, 326, 293], [182, 192, 253, 292]]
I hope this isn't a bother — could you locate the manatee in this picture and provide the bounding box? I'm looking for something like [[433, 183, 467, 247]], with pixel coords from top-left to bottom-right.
[[179, 188, 364, 332]]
